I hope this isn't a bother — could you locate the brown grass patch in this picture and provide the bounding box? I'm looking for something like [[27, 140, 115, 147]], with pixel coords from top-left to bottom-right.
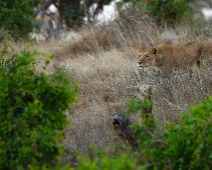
[[54, 49, 141, 153], [6, 12, 212, 155], [36, 19, 212, 154]]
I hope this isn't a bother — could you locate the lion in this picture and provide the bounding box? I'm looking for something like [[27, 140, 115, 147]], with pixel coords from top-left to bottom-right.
[[200, 40, 212, 59], [138, 40, 212, 73]]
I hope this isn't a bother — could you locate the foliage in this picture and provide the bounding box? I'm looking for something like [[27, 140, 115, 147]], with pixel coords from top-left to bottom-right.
[[121, 0, 193, 25], [0, 43, 78, 169], [0, 0, 116, 34], [72, 154, 139, 170], [55, 0, 114, 27], [144, 0, 193, 24], [72, 96, 212, 169], [126, 97, 212, 169], [70, 148, 142, 170], [141, 97, 212, 169], [0, 0, 34, 37]]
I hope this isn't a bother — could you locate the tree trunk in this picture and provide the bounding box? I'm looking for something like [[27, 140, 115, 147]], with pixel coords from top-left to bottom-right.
[[113, 111, 139, 151], [57, 0, 82, 28]]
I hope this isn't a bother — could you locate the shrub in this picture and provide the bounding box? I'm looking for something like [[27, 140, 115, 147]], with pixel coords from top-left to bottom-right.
[[119, 0, 193, 25], [73, 96, 212, 169], [144, 0, 193, 25], [147, 97, 212, 169], [0, 0, 34, 37], [70, 151, 142, 170], [0, 44, 78, 169], [127, 96, 212, 169]]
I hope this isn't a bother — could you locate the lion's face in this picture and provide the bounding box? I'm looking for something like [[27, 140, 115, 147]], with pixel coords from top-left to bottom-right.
[[138, 48, 157, 67]]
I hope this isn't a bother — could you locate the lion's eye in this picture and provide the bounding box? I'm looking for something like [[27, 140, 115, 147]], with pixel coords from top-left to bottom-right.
[[145, 55, 149, 58]]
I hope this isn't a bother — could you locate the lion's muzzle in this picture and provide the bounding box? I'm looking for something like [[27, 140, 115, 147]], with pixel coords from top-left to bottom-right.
[[138, 62, 146, 68]]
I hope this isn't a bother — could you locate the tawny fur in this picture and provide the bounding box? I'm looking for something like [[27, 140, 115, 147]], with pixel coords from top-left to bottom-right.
[[138, 40, 212, 72], [201, 40, 212, 59]]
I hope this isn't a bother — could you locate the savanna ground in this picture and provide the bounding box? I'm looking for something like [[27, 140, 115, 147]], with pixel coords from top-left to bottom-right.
[[7, 9, 212, 164]]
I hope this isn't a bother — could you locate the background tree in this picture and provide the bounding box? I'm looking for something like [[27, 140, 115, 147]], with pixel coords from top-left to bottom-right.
[[37, 0, 115, 28], [121, 0, 193, 25], [0, 0, 34, 37], [0, 0, 194, 36], [0, 0, 115, 38]]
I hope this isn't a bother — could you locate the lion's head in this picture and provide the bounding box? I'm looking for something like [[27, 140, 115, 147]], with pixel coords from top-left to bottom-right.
[[138, 48, 158, 68]]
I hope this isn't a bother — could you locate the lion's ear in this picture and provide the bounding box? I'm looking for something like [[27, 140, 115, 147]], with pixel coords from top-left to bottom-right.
[[137, 48, 142, 53], [150, 48, 157, 54]]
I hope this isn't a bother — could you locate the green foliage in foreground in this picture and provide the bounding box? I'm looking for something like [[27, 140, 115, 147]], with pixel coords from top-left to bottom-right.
[[74, 96, 212, 170], [0, 44, 78, 169], [138, 97, 212, 169], [71, 154, 139, 170]]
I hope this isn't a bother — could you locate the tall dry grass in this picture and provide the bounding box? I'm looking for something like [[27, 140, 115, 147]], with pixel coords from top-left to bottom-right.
[[7, 8, 212, 156], [58, 49, 141, 153], [54, 15, 212, 154]]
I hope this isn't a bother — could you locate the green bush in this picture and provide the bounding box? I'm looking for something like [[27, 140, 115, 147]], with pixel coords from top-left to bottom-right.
[[144, 0, 193, 25], [117, 0, 193, 25], [126, 96, 212, 169], [78, 155, 137, 170], [0, 44, 78, 169], [0, 0, 34, 37], [143, 97, 212, 169], [73, 96, 212, 170]]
